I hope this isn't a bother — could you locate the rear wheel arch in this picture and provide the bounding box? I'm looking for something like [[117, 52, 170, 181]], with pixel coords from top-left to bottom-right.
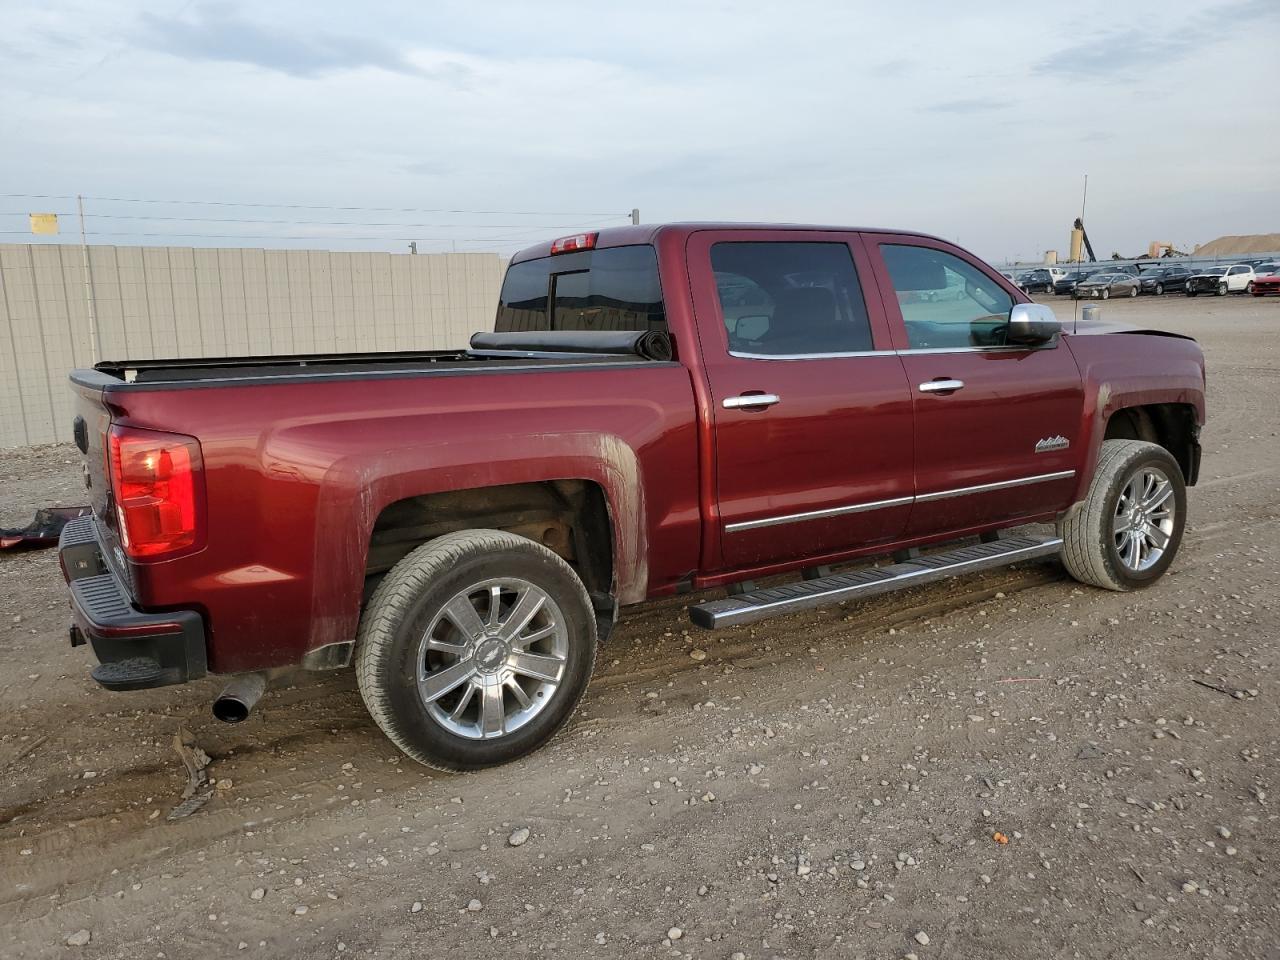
[[363, 479, 619, 637]]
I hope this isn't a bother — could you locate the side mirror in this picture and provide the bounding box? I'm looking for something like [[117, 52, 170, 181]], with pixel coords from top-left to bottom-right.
[[1007, 302, 1061, 344]]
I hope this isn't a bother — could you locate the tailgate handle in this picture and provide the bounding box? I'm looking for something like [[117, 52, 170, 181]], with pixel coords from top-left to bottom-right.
[[72, 416, 88, 453]]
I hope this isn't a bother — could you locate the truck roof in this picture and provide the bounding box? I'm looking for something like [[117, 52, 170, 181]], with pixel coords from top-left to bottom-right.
[[509, 222, 945, 264]]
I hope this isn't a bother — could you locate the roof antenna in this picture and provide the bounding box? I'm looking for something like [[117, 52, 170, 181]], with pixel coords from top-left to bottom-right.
[[1073, 174, 1087, 335]]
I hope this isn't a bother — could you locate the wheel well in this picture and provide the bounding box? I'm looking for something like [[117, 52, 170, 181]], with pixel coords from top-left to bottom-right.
[[1104, 404, 1199, 483], [365, 480, 615, 598]]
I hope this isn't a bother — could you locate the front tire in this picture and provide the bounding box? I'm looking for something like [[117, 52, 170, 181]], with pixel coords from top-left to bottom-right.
[[355, 530, 597, 771], [1058, 439, 1186, 591], [1155, 283, 1164, 295], [1217, 282, 1228, 296], [1101, 289, 1110, 300]]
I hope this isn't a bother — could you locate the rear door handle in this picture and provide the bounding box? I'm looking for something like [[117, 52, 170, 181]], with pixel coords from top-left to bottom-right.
[[723, 393, 781, 409], [918, 379, 965, 394]]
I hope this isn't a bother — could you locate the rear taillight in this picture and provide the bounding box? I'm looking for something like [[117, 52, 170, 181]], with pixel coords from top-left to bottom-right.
[[550, 232, 598, 255], [107, 425, 205, 560]]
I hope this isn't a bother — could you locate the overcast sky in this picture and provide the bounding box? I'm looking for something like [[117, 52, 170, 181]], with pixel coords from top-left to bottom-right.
[[3, 0, 1278, 262]]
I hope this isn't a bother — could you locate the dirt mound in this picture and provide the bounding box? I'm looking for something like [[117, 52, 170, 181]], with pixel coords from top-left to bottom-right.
[[1194, 233, 1280, 256]]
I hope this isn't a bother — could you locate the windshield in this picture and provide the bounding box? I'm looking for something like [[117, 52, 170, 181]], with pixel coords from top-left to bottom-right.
[[1199, 267, 1228, 276], [495, 245, 666, 333]]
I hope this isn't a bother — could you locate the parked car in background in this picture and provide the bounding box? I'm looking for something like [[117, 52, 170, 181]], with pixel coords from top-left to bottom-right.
[[1138, 266, 1193, 296], [1017, 267, 1063, 294], [1054, 269, 1098, 296], [1073, 272, 1140, 299], [1186, 264, 1255, 296], [1250, 262, 1280, 296]]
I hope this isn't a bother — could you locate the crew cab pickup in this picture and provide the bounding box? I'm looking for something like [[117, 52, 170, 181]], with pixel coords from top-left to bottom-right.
[[61, 224, 1206, 770]]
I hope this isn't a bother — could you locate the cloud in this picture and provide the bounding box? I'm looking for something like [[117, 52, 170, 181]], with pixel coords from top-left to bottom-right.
[[869, 58, 914, 78], [4, 1, 1277, 262], [1037, 0, 1280, 80], [1037, 30, 1196, 80], [136, 2, 424, 77], [925, 98, 1004, 114]]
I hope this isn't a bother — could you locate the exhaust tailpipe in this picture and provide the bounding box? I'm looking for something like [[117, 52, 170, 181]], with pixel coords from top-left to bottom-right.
[[212, 672, 269, 723]]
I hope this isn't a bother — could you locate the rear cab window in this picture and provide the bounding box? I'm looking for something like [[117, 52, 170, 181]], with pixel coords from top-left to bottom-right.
[[709, 241, 874, 356], [495, 245, 666, 333]]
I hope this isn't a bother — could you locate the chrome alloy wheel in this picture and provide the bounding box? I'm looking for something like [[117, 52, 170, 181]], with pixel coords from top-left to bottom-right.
[[416, 578, 568, 740], [1113, 466, 1176, 573]]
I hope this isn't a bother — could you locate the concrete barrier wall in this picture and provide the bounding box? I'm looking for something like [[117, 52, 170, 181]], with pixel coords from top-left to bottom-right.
[[0, 243, 507, 448]]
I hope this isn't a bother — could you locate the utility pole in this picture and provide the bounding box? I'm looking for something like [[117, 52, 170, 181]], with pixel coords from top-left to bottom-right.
[[631, 208, 640, 226], [77, 194, 101, 362]]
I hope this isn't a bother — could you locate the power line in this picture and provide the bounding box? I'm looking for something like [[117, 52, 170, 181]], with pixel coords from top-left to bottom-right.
[[0, 230, 551, 242], [1, 193, 623, 217], [0, 218, 610, 242], [0, 211, 628, 229]]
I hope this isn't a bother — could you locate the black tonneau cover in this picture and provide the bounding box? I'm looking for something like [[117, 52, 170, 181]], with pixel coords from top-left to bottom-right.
[[87, 330, 673, 387]]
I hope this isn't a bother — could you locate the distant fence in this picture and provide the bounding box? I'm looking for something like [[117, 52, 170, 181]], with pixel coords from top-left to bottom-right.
[[0, 243, 507, 449]]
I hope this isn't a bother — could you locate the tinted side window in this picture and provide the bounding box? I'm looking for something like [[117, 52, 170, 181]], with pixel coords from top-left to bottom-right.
[[881, 245, 1014, 350], [496, 259, 550, 332], [709, 242, 873, 356], [495, 245, 666, 333]]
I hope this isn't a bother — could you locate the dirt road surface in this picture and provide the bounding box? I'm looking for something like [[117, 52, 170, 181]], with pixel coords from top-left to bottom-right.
[[2, 294, 1277, 959]]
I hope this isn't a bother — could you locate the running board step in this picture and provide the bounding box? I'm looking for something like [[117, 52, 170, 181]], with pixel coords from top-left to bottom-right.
[[689, 535, 1063, 630]]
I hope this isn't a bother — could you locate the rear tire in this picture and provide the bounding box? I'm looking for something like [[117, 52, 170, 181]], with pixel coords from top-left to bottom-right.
[[355, 530, 597, 771], [1058, 440, 1186, 592], [1247, 282, 1255, 295]]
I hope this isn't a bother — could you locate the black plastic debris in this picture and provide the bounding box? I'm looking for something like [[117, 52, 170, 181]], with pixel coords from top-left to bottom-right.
[[0, 506, 91, 551]]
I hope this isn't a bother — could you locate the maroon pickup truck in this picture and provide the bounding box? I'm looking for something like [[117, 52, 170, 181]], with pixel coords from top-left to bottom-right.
[[60, 223, 1205, 770]]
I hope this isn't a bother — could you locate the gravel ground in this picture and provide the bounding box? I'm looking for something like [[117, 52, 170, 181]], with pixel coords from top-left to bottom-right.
[[1, 293, 1278, 959]]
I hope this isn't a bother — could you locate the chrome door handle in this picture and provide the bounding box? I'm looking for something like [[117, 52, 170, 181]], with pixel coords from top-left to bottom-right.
[[723, 393, 781, 409], [918, 379, 965, 394]]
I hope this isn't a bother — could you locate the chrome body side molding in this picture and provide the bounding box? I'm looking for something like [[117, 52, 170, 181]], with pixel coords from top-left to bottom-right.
[[724, 470, 1075, 533]]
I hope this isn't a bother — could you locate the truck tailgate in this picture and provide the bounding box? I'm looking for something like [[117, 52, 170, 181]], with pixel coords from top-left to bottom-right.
[[70, 372, 113, 527]]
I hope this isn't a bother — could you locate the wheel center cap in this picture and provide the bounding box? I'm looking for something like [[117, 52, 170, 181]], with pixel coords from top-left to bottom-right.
[[474, 637, 507, 673]]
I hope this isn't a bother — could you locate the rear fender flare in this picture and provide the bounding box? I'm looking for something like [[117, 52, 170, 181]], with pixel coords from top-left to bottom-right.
[[305, 430, 647, 651]]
